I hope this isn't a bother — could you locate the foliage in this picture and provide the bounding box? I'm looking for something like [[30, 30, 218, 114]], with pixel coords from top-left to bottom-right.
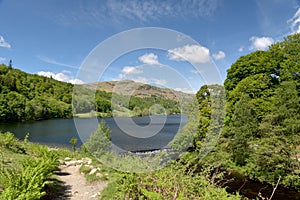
[[0, 156, 57, 200], [101, 162, 241, 200], [0, 64, 182, 122], [84, 120, 111, 158], [192, 84, 226, 155], [0, 64, 72, 122], [0, 133, 59, 199], [69, 137, 78, 152], [201, 33, 300, 190], [0, 132, 26, 154]]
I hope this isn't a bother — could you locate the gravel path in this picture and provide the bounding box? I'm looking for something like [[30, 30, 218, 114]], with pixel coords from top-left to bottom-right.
[[52, 164, 107, 200]]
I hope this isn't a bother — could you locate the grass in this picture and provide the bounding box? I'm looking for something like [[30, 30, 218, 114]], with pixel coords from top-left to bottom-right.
[[74, 111, 113, 118]]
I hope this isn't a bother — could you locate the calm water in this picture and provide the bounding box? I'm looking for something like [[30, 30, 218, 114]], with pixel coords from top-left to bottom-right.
[[0, 115, 187, 152]]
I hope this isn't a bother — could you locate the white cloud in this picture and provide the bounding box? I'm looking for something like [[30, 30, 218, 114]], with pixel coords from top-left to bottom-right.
[[168, 45, 211, 63], [119, 66, 143, 79], [69, 79, 85, 84], [174, 87, 195, 94], [190, 69, 203, 74], [0, 57, 6, 62], [212, 51, 225, 60], [153, 78, 167, 85], [238, 46, 244, 52], [132, 76, 167, 86], [138, 53, 160, 65], [249, 36, 274, 50], [0, 36, 11, 48], [122, 66, 143, 74], [37, 55, 78, 69], [62, 70, 72, 74], [288, 8, 300, 34], [37, 71, 84, 84], [56, 0, 220, 26]]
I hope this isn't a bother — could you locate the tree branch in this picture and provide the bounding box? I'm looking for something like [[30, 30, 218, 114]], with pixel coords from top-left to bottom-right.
[[269, 176, 281, 200]]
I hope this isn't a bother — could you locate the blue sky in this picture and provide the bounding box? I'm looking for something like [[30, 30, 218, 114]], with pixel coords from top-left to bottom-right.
[[0, 0, 299, 93]]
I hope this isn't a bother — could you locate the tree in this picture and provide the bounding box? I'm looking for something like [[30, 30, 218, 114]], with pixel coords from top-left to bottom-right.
[[193, 84, 226, 151], [229, 95, 258, 166], [84, 120, 111, 158], [219, 33, 300, 189], [8, 60, 12, 69], [69, 137, 78, 152]]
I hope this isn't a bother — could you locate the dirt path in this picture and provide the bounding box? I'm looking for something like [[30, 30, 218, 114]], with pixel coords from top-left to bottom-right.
[[55, 164, 107, 200]]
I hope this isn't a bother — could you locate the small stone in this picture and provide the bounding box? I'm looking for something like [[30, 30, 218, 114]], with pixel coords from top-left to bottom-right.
[[65, 161, 75, 167], [91, 193, 98, 198], [59, 160, 65, 165], [65, 157, 72, 161], [96, 173, 102, 177], [84, 164, 94, 169], [77, 160, 84, 165], [82, 157, 92, 165], [89, 168, 98, 175]]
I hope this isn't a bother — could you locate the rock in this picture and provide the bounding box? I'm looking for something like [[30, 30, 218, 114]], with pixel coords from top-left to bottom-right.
[[96, 173, 102, 178], [91, 193, 99, 198], [59, 160, 65, 165], [65, 160, 83, 167], [84, 164, 94, 169], [82, 157, 92, 165], [64, 157, 72, 161], [89, 168, 98, 175]]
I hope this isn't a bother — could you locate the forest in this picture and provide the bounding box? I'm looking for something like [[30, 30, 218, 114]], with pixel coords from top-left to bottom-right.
[[0, 65, 180, 122], [194, 33, 300, 191]]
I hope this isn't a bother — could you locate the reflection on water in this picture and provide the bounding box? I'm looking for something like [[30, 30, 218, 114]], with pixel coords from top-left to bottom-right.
[[0, 114, 187, 152]]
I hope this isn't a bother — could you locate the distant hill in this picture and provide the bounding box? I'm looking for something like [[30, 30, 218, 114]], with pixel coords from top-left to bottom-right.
[[0, 65, 189, 121], [84, 80, 194, 102]]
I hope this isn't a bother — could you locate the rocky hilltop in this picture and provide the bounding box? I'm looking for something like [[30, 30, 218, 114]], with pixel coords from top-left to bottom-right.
[[84, 80, 194, 102]]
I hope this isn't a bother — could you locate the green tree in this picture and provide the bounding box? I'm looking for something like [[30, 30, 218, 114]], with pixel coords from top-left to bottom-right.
[[84, 120, 111, 158], [228, 95, 258, 165], [194, 84, 226, 151], [8, 59, 12, 69], [218, 33, 300, 189], [249, 81, 300, 187], [69, 137, 78, 152]]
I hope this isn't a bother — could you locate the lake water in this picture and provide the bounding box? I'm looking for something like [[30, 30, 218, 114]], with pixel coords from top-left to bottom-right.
[[0, 114, 187, 152]]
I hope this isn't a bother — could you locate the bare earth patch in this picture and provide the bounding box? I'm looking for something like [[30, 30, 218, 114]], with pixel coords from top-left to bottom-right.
[[57, 164, 107, 200]]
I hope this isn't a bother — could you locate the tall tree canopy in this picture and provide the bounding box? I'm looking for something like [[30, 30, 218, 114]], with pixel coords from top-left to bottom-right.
[[196, 33, 300, 190]]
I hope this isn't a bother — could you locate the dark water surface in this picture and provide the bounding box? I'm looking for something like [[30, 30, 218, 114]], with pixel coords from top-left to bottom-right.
[[0, 114, 187, 152]]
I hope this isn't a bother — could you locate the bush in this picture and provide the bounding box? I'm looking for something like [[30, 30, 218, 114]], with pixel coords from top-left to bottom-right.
[[84, 120, 111, 158], [101, 163, 241, 200], [0, 132, 26, 154], [0, 147, 58, 199]]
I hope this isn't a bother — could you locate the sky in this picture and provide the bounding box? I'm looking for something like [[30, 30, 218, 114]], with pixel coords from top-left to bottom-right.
[[0, 0, 300, 93]]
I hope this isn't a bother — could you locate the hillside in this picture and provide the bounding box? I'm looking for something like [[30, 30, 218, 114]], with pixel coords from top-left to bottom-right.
[[0, 64, 73, 122], [0, 65, 186, 122], [84, 80, 194, 102]]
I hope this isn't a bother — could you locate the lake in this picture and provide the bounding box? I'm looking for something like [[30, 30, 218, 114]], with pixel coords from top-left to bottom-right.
[[0, 114, 187, 152]]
